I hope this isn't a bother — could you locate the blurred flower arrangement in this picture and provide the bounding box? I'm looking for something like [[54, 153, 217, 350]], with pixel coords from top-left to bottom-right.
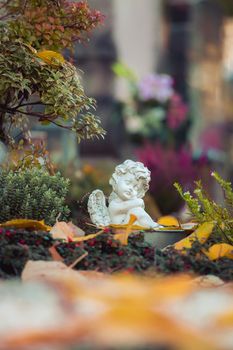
[[113, 63, 210, 215], [112, 63, 189, 145]]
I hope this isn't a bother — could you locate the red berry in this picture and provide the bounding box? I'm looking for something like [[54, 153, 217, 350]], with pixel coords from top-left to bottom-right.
[[117, 250, 124, 256], [88, 240, 96, 246]]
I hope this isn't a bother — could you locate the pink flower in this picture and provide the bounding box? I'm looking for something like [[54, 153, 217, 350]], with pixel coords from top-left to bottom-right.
[[167, 93, 188, 130], [199, 126, 224, 152]]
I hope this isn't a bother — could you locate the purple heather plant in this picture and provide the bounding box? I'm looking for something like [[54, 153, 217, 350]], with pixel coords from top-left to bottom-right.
[[136, 142, 208, 214]]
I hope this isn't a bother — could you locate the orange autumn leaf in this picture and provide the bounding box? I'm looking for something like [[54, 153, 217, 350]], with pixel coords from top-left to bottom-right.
[[72, 229, 104, 242], [22, 260, 104, 284], [0, 219, 51, 231], [67, 221, 85, 237], [47, 214, 105, 245], [158, 216, 180, 227], [37, 50, 65, 65], [71, 274, 215, 349], [19, 263, 226, 350], [216, 311, 233, 326], [114, 214, 137, 245], [21, 260, 85, 284], [49, 245, 64, 262], [124, 213, 137, 245], [203, 243, 233, 260], [174, 222, 215, 251], [50, 221, 85, 241]]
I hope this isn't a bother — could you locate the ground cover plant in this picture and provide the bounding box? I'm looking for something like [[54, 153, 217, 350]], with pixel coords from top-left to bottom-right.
[[0, 222, 232, 281], [154, 241, 233, 282], [0, 228, 155, 279]]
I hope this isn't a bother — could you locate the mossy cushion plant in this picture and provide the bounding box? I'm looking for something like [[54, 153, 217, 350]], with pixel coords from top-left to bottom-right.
[[0, 168, 70, 225]]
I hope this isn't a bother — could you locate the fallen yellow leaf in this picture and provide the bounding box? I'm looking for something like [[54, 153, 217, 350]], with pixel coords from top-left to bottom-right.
[[0, 219, 51, 231], [174, 222, 215, 251], [203, 243, 233, 260], [37, 50, 65, 65], [114, 214, 137, 245], [72, 229, 104, 242], [158, 216, 180, 227]]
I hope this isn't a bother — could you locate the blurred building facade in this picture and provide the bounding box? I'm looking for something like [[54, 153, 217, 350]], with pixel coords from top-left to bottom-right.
[[38, 0, 233, 183], [76, 0, 197, 156], [77, 0, 163, 158]]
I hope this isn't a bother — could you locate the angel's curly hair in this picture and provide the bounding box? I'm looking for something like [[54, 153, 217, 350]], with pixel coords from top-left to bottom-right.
[[109, 160, 151, 198]]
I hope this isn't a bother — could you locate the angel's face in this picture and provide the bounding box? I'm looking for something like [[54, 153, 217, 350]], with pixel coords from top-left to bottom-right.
[[115, 173, 140, 201]]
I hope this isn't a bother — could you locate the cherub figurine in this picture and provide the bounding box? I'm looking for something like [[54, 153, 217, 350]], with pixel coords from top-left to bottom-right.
[[88, 160, 161, 228]]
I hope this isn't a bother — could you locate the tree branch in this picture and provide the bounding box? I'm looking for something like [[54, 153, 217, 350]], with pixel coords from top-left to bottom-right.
[[13, 93, 26, 109], [46, 119, 72, 130]]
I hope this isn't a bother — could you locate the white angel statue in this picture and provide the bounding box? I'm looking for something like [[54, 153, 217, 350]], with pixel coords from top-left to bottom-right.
[[87, 160, 161, 229]]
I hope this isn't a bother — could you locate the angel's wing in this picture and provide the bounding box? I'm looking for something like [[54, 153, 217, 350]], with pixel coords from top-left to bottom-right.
[[87, 189, 110, 227]]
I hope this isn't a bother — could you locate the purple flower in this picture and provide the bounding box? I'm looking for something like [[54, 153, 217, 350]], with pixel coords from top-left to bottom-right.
[[136, 143, 208, 214], [138, 74, 174, 103]]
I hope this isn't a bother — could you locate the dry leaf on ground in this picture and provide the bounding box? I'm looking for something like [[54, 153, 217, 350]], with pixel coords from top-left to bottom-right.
[[203, 243, 233, 260], [174, 222, 215, 251], [50, 221, 85, 241]]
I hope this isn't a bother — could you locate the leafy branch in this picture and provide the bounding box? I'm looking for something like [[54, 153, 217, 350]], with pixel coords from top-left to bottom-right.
[[0, 36, 105, 146]]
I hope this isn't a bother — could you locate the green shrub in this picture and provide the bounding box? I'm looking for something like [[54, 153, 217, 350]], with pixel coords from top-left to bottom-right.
[[0, 168, 70, 225], [174, 171, 233, 244]]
